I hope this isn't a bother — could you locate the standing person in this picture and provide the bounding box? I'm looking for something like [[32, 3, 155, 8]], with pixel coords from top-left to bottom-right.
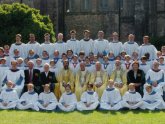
[[123, 34, 139, 56], [139, 36, 157, 60], [108, 32, 123, 57], [25, 33, 41, 58], [58, 84, 77, 112], [54, 33, 67, 57], [66, 30, 79, 55], [40, 33, 54, 58], [79, 30, 94, 56], [127, 61, 145, 95], [9, 34, 26, 58], [94, 31, 109, 56]]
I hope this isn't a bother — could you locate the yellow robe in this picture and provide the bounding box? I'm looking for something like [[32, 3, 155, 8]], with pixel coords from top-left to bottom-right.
[[75, 70, 90, 101], [90, 70, 108, 98], [110, 68, 128, 96], [56, 68, 75, 99]]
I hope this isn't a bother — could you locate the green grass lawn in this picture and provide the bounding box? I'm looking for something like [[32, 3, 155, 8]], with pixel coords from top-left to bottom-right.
[[0, 110, 165, 124]]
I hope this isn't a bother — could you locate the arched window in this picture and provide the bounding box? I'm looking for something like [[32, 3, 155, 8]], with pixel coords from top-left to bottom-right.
[[100, 0, 109, 11], [66, 0, 75, 12], [81, 0, 91, 12]]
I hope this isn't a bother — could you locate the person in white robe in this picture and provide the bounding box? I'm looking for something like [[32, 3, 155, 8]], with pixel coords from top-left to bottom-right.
[[85, 57, 94, 73], [9, 34, 26, 58], [25, 33, 41, 58], [139, 56, 151, 74], [158, 56, 165, 71], [54, 33, 67, 57], [2, 60, 25, 96], [0, 58, 9, 91], [121, 83, 143, 109], [139, 36, 157, 60], [38, 84, 58, 111], [108, 32, 123, 57], [69, 55, 80, 76], [41, 51, 50, 66], [141, 84, 165, 110], [34, 58, 43, 72], [94, 31, 109, 56], [58, 84, 77, 112], [123, 34, 139, 56], [40, 33, 54, 58], [161, 46, 165, 59], [102, 55, 113, 77], [66, 30, 79, 55], [77, 83, 99, 111], [17, 83, 39, 111], [0, 81, 19, 109], [144, 61, 165, 96], [100, 79, 122, 110], [79, 30, 94, 56]]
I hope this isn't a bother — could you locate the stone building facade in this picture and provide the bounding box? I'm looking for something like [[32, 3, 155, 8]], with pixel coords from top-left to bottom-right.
[[1, 0, 165, 42]]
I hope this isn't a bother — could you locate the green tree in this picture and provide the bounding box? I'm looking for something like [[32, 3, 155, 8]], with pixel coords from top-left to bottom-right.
[[0, 3, 55, 45]]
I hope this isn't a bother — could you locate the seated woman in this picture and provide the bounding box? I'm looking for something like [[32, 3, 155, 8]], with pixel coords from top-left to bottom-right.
[[77, 83, 99, 111], [100, 79, 122, 110], [58, 84, 77, 112], [141, 84, 165, 110], [38, 84, 58, 111], [110, 60, 127, 95], [17, 83, 39, 111]]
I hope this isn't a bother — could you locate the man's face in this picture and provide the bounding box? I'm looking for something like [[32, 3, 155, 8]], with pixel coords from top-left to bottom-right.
[[143, 37, 149, 44], [128, 35, 135, 41], [11, 61, 17, 69], [44, 65, 49, 72], [146, 86, 152, 94], [98, 32, 104, 39], [44, 35, 50, 41], [29, 35, 35, 42], [153, 62, 159, 69], [132, 63, 139, 70], [16, 36, 21, 42], [28, 85, 34, 92], [44, 85, 50, 92], [129, 85, 135, 91], [58, 34, 63, 41], [70, 33, 76, 39], [28, 62, 34, 69]]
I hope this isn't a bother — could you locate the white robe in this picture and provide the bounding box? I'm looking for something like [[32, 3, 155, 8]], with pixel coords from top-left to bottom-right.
[[101, 63, 113, 77], [141, 91, 165, 110], [69, 62, 80, 76], [79, 39, 94, 56], [66, 39, 80, 54], [9, 43, 26, 58], [159, 64, 165, 71], [0, 66, 9, 91], [145, 69, 165, 95], [38, 92, 58, 111], [77, 91, 99, 111], [25, 41, 41, 58], [0, 89, 18, 109], [17, 91, 39, 111], [123, 41, 139, 56], [93, 39, 109, 55], [40, 42, 54, 57], [108, 41, 123, 57], [58, 92, 77, 112], [2, 69, 25, 96], [139, 63, 151, 74], [139, 44, 157, 60], [100, 87, 122, 110], [121, 91, 143, 109], [53, 42, 67, 57]]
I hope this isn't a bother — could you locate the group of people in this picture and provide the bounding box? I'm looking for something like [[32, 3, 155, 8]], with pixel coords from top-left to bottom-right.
[[0, 29, 165, 112]]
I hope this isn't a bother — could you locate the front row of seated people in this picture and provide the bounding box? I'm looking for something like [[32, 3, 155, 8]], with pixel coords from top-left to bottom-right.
[[1, 80, 165, 111]]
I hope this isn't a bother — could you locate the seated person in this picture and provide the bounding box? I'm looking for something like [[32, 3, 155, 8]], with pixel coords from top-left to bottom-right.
[[17, 83, 39, 111], [121, 83, 143, 110], [77, 84, 99, 111], [38, 84, 58, 111], [58, 84, 77, 112], [0, 81, 18, 109], [141, 84, 165, 110], [100, 79, 122, 110]]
